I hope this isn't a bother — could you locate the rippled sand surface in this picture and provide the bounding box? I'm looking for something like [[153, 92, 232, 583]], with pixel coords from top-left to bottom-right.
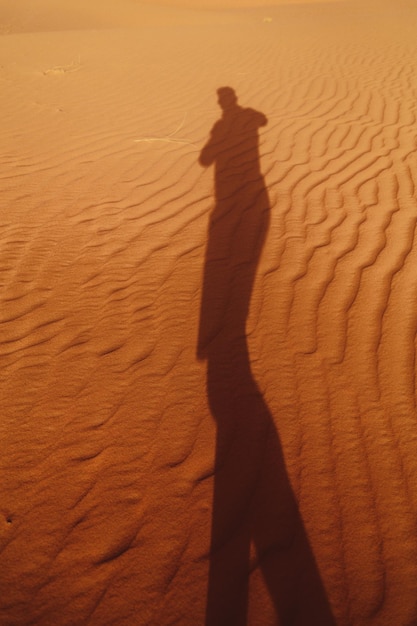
[[1, 1, 417, 624]]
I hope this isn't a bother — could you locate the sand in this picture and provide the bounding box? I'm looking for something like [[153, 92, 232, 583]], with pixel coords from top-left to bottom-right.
[[1, 0, 417, 624]]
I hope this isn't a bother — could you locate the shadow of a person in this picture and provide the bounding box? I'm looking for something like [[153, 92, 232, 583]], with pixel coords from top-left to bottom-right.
[[198, 87, 335, 626]]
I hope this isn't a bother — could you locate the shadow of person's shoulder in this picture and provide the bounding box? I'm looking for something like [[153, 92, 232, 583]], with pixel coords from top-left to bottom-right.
[[243, 107, 268, 128]]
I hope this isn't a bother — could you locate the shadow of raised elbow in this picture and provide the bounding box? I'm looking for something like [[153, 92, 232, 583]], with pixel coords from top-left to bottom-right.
[[199, 147, 214, 167]]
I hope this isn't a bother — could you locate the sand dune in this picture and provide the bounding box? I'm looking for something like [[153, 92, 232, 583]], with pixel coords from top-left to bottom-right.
[[1, 0, 417, 624]]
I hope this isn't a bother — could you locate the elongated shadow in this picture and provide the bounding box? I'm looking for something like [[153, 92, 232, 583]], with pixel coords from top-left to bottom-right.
[[198, 87, 335, 626]]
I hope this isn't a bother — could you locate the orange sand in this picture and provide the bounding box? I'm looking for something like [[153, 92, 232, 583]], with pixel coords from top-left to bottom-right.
[[1, 1, 417, 624]]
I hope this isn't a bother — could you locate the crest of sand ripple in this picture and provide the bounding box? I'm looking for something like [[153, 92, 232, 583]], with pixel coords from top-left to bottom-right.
[[1, 2, 417, 625]]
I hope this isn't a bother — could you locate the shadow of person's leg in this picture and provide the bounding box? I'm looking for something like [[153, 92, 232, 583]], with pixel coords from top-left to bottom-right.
[[253, 424, 336, 626], [205, 349, 270, 626], [205, 505, 251, 626]]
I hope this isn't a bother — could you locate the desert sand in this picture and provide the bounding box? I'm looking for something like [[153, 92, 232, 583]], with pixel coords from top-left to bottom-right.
[[1, 0, 417, 624]]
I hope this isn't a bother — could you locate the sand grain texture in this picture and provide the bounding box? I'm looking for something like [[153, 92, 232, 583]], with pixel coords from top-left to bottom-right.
[[1, 0, 417, 624]]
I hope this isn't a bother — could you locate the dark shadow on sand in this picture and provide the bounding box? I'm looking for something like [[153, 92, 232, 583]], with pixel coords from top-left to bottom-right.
[[198, 87, 335, 626]]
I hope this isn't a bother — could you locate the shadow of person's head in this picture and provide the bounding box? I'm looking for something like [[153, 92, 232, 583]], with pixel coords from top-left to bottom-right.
[[217, 86, 238, 113]]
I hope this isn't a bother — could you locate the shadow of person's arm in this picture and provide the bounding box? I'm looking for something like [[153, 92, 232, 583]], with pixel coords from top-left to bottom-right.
[[250, 109, 267, 128], [260, 111, 267, 127], [199, 121, 221, 167]]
